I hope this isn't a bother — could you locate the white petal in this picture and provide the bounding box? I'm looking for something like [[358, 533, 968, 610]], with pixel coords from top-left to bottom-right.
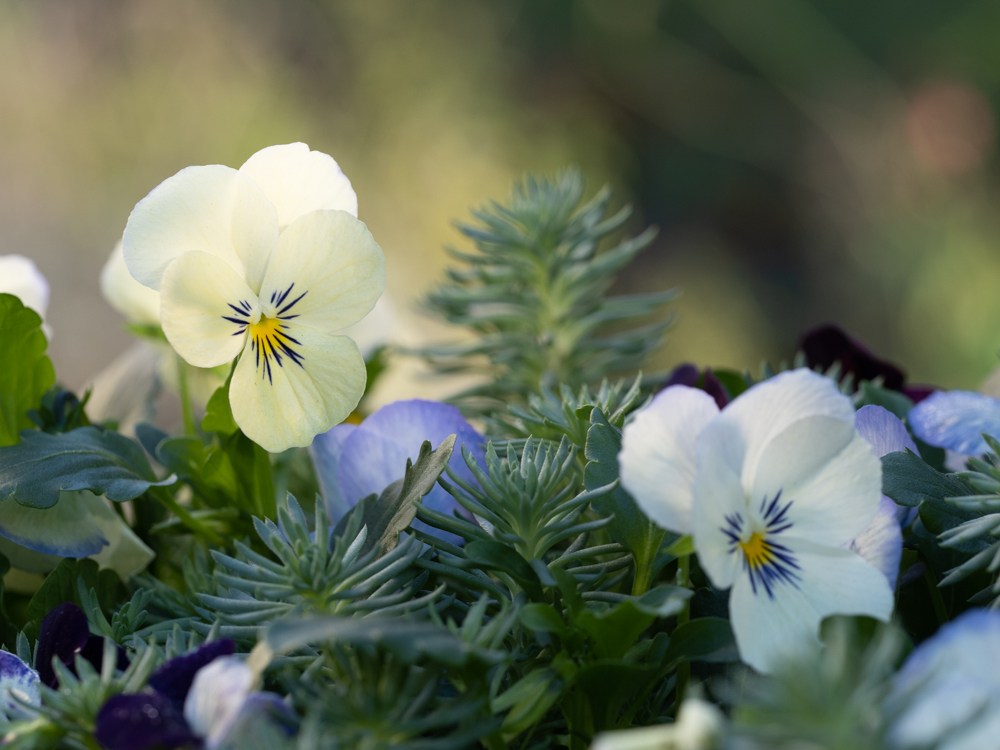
[[258, 210, 385, 333], [729, 540, 893, 674], [85, 342, 161, 434], [160, 252, 257, 368], [100, 241, 161, 326], [619, 386, 718, 535], [715, 369, 855, 494], [122, 165, 278, 290], [691, 418, 748, 590], [184, 656, 254, 748], [848, 496, 903, 589], [230, 326, 365, 452], [0, 255, 49, 320], [753, 420, 882, 546], [239, 142, 358, 228]]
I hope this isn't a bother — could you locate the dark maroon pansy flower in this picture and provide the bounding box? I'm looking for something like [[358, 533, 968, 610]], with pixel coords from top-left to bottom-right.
[[94, 692, 197, 750], [148, 639, 236, 709], [661, 363, 730, 409], [36, 603, 129, 688], [798, 325, 906, 391]]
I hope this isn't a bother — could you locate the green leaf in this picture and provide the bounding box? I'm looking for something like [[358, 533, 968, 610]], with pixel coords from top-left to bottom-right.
[[224, 431, 275, 519], [856, 381, 913, 420], [664, 535, 695, 557], [266, 616, 505, 669], [0, 550, 18, 649], [711, 369, 750, 400], [575, 603, 655, 660], [0, 294, 55, 447], [575, 660, 662, 732], [465, 540, 544, 600], [881, 450, 973, 508], [155, 436, 238, 508], [494, 653, 577, 736], [360, 435, 457, 556], [25, 558, 123, 632], [0, 427, 174, 508], [202, 377, 238, 436], [519, 603, 566, 637], [663, 617, 738, 666], [584, 408, 664, 593]]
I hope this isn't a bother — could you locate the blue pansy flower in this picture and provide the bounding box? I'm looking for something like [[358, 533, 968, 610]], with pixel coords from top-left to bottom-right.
[[310, 399, 486, 534], [0, 650, 40, 719], [909, 390, 1000, 470], [886, 608, 1000, 749]]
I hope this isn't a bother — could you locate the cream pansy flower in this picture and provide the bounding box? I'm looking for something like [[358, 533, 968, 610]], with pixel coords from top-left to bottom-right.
[[100, 240, 161, 326], [122, 143, 384, 452], [619, 369, 894, 673]]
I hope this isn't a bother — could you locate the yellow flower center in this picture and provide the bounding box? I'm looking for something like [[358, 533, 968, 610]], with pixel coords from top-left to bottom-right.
[[250, 315, 282, 340], [739, 532, 774, 569]]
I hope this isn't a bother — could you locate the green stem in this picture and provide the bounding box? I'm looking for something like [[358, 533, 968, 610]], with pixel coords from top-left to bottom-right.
[[150, 487, 224, 546], [924, 566, 949, 626], [176, 355, 195, 435], [674, 554, 691, 714]]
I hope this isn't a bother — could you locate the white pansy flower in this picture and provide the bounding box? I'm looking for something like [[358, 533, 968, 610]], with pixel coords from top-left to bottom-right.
[[619, 369, 894, 673], [590, 698, 725, 750], [0, 254, 50, 336], [100, 240, 161, 326], [122, 143, 385, 452]]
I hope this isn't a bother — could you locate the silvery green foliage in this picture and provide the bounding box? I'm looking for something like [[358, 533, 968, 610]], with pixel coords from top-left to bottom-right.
[[417, 169, 674, 414], [730, 618, 905, 750], [931, 433, 1000, 606]]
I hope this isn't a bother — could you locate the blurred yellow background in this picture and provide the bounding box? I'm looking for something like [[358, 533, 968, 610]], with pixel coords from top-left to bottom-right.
[[3, 0, 1000, 400]]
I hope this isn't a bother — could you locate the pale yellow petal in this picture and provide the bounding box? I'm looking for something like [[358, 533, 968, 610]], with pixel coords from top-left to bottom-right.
[[160, 252, 257, 368], [239, 142, 358, 228], [122, 165, 278, 292], [100, 241, 161, 326], [230, 326, 365, 452], [258, 210, 385, 333]]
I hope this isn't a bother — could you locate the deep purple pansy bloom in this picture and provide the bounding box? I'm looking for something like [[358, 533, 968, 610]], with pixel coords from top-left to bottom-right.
[[662, 364, 729, 409], [310, 399, 487, 536], [799, 325, 907, 391], [35, 603, 128, 689], [95, 692, 197, 750], [148, 639, 236, 709], [885, 609, 1000, 749]]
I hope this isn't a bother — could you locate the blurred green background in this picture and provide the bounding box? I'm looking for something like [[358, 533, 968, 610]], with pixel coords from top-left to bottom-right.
[[4, 0, 1000, 398]]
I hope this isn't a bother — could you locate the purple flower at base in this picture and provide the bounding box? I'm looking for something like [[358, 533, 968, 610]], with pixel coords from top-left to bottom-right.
[[885, 609, 1000, 749], [35, 603, 128, 689], [148, 639, 236, 709], [310, 399, 487, 539], [799, 325, 907, 391], [95, 692, 197, 750]]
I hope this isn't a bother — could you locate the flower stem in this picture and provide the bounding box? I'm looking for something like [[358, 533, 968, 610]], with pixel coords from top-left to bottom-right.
[[150, 486, 224, 546], [176, 354, 196, 435], [674, 554, 692, 714]]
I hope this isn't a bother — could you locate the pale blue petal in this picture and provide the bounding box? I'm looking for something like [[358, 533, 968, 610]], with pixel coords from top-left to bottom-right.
[[335, 400, 486, 539], [0, 650, 40, 718], [847, 496, 903, 589], [855, 405, 918, 458], [309, 423, 357, 524], [909, 390, 1000, 456], [0, 490, 108, 563]]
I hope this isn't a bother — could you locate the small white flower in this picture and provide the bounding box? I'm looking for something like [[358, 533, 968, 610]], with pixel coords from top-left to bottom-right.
[[619, 369, 894, 673], [183, 656, 255, 749], [100, 241, 161, 327], [590, 698, 725, 750], [0, 254, 50, 336], [122, 143, 385, 452]]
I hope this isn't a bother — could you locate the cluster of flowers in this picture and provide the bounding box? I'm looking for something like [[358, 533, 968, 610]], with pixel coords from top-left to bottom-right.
[[3, 144, 1000, 749]]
